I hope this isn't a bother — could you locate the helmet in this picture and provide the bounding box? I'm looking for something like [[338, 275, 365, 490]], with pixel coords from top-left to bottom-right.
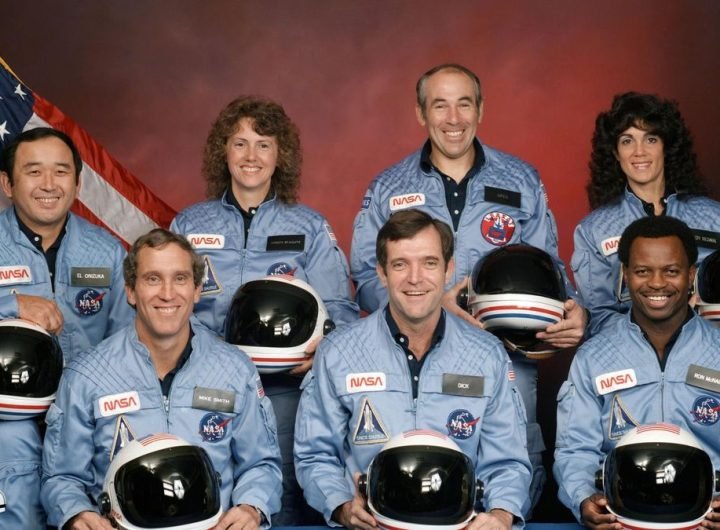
[[225, 276, 335, 373], [468, 244, 566, 359], [359, 430, 482, 530], [0, 319, 63, 420], [99, 433, 221, 530], [696, 250, 720, 326], [596, 423, 720, 530]]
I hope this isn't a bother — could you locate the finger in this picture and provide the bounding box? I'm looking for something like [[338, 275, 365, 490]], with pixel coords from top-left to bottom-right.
[[289, 357, 314, 375]]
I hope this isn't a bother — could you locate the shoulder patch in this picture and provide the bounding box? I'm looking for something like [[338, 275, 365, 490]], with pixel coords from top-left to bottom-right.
[[109, 415, 137, 460], [346, 372, 386, 393], [601, 236, 621, 256], [389, 193, 425, 211], [353, 398, 390, 445], [99, 391, 141, 417], [187, 234, 225, 249], [201, 256, 222, 296], [595, 369, 637, 395], [0, 265, 32, 286]]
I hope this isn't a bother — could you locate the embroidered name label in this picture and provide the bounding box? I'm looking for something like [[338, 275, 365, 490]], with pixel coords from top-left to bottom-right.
[[686, 364, 720, 393], [192, 387, 236, 412], [266, 235, 305, 251], [71, 267, 112, 287], [442, 374, 485, 397], [484, 186, 521, 208]]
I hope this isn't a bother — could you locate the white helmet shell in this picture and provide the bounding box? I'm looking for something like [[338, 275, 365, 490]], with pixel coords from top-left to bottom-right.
[[225, 275, 333, 373], [101, 433, 222, 530]]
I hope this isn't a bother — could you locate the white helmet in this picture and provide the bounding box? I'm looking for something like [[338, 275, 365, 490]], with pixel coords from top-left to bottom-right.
[[596, 423, 720, 530], [0, 319, 63, 420], [359, 430, 481, 530], [225, 276, 335, 373], [468, 244, 566, 359], [99, 433, 222, 530], [696, 250, 720, 326]]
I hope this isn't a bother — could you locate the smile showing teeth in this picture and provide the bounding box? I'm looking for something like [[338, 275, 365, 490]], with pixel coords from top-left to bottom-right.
[[647, 295, 668, 301], [35, 197, 59, 203], [156, 307, 178, 314], [445, 130, 463, 138]]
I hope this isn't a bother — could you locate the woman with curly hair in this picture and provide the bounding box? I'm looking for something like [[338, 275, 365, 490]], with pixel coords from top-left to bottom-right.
[[572, 92, 720, 336], [171, 96, 358, 525]]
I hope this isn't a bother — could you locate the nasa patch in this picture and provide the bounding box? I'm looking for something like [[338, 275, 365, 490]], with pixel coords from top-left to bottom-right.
[[480, 212, 516, 246], [75, 288, 105, 316], [388, 193, 425, 212], [109, 415, 137, 459], [0, 265, 32, 286], [690, 395, 720, 426], [187, 233, 225, 249], [99, 391, 141, 418], [199, 412, 232, 442], [601, 236, 621, 257], [446, 409, 479, 440], [595, 368, 636, 396], [352, 398, 389, 445], [267, 262, 297, 276]]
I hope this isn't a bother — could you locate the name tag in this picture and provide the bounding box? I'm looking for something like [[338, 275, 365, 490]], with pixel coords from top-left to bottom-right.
[[71, 267, 112, 287], [0, 265, 32, 286], [484, 186, 521, 208], [692, 229, 720, 250], [442, 374, 484, 397], [99, 391, 141, 417], [686, 364, 720, 393], [266, 235, 305, 251], [346, 372, 386, 393], [192, 387, 236, 412]]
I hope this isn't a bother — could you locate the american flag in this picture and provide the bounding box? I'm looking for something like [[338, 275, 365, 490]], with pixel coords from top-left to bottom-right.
[[636, 423, 681, 435], [0, 56, 176, 246]]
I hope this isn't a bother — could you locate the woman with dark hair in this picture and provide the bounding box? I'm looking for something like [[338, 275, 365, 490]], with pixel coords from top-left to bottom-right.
[[171, 96, 358, 525], [572, 92, 720, 336]]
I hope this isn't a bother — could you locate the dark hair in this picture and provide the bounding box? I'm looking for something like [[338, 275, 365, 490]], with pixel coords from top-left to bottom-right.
[[376, 209, 454, 270], [587, 92, 706, 209], [416, 63, 482, 118], [203, 96, 301, 203], [124, 228, 205, 288], [1, 127, 82, 184], [618, 216, 698, 267]]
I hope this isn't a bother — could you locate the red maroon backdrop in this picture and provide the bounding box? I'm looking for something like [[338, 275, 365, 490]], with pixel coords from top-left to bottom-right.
[[2, 0, 719, 520]]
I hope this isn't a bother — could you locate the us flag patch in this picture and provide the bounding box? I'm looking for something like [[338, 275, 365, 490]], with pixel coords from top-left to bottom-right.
[[256, 376, 265, 399]]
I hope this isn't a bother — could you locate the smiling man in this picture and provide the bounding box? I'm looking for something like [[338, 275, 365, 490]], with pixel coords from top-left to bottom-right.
[[554, 216, 720, 530], [350, 62, 587, 514], [296, 209, 531, 530], [0, 128, 133, 530], [40, 229, 282, 530]]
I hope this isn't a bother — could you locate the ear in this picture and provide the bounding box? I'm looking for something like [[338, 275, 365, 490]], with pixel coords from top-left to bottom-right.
[[376, 263, 389, 288], [689, 264, 697, 291], [0, 172, 13, 200], [445, 256, 456, 284], [415, 104, 426, 127], [193, 283, 202, 304], [477, 100, 484, 125], [125, 284, 136, 307]]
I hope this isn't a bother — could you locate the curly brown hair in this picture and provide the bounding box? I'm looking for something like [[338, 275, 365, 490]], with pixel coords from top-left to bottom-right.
[[587, 92, 706, 209], [203, 96, 301, 203]]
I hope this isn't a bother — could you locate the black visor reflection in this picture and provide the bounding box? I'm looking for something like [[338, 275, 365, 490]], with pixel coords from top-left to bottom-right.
[[368, 446, 475, 526], [115, 446, 220, 528], [0, 326, 62, 397], [225, 280, 318, 348], [605, 442, 713, 524]]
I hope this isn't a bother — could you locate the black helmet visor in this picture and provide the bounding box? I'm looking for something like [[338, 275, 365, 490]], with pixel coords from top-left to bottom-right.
[[225, 280, 318, 348], [368, 446, 476, 525], [604, 442, 714, 524], [0, 325, 62, 397], [115, 445, 220, 528]]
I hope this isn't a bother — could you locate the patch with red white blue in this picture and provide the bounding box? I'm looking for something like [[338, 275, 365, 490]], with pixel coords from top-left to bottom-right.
[[199, 412, 232, 442], [690, 396, 720, 425], [446, 409, 479, 440], [75, 288, 105, 316], [256, 376, 265, 399], [267, 262, 297, 276], [480, 212, 515, 246]]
